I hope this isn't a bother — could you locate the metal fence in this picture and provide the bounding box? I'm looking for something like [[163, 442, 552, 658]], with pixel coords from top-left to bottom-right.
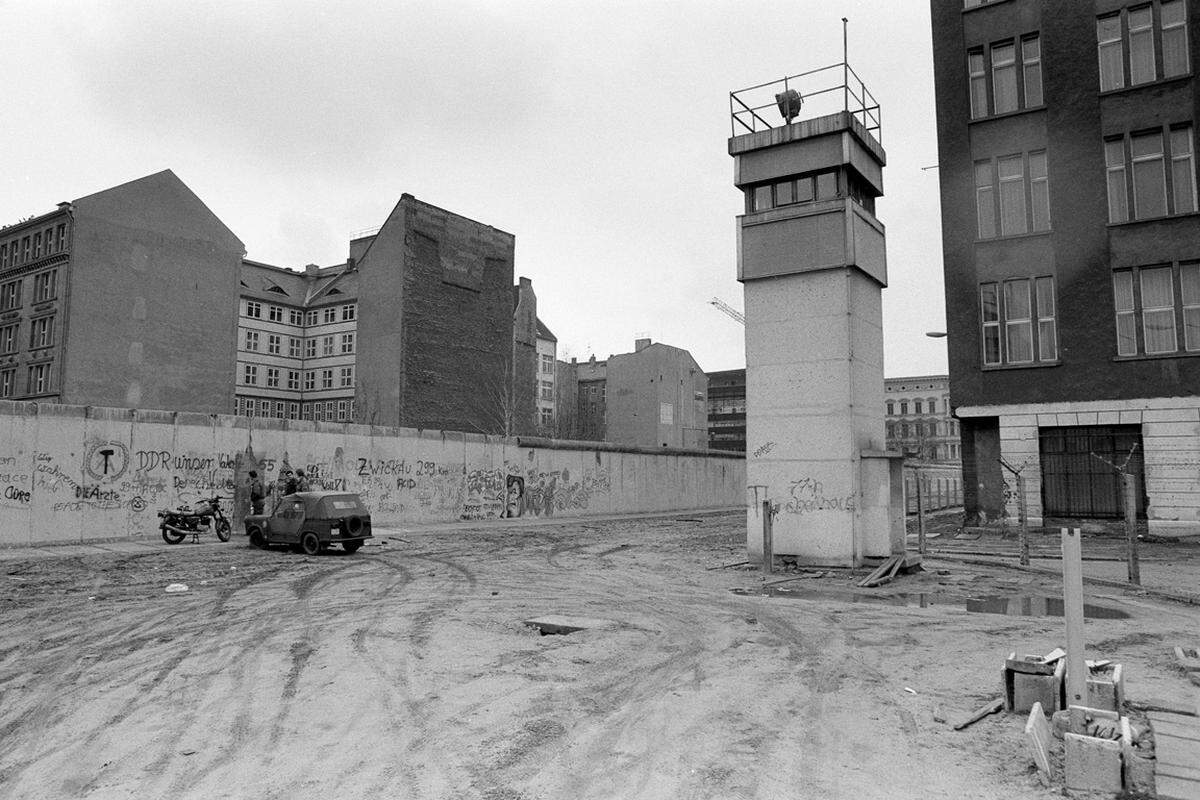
[[905, 467, 963, 514], [729, 61, 881, 140]]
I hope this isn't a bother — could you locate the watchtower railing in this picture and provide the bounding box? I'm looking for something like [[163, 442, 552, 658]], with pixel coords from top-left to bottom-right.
[[729, 62, 881, 143]]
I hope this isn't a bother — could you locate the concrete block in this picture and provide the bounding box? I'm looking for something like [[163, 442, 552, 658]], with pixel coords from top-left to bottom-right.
[[1086, 664, 1125, 712], [1064, 732, 1122, 795], [1025, 702, 1054, 784], [1005, 657, 1065, 713]]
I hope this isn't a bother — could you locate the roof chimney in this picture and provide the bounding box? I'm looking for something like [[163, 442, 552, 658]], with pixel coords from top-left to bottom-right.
[[305, 263, 320, 275], [635, 337, 652, 352]]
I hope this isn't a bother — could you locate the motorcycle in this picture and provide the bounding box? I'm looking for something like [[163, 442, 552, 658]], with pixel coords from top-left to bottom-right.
[[159, 496, 232, 544]]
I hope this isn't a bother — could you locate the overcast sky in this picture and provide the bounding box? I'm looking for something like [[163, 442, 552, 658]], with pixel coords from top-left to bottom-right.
[[1, 0, 945, 377]]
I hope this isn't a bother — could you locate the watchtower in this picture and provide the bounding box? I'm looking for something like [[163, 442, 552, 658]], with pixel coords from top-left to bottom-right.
[[729, 58, 903, 566]]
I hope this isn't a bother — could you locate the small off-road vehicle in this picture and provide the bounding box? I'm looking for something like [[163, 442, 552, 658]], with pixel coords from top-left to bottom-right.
[[244, 491, 372, 555]]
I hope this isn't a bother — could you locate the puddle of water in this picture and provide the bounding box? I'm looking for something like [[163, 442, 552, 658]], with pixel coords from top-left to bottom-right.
[[730, 587, 1129, 619]]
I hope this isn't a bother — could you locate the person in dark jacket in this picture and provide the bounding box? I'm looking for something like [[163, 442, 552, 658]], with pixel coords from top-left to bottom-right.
[[248, 470, 265, 515], [294, 470, 311, 492]]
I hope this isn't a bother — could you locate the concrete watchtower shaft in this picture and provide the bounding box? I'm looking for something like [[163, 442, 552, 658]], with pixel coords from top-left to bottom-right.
[[729, 66, 903, 566]]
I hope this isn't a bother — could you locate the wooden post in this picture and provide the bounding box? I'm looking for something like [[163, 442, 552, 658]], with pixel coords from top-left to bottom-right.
[[915, 471, 926, 554], [1016, 473, 1030, 566], [1062, 527, 1087, 732], [761, 499, 773, 576], [1123, 473, 1141, 585]]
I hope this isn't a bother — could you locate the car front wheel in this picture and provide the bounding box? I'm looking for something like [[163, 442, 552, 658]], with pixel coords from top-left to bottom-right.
[[300, 531, 322, 556], [248, 527, 267, 549]]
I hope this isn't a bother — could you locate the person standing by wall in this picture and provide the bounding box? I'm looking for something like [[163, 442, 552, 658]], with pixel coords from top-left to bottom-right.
[[294, 470, 311, 492], [248, 470, 265, 515]]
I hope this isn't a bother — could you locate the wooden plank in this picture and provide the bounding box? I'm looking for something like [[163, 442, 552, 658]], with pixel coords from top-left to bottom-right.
[[1149, 712, 1200, 742], [1157, 733, 1200, 767], [856, 555, 899, 588], [953, 697, 1004, 730], [1157, 761, 1200, 782], [1155, 774, 1200, 800]]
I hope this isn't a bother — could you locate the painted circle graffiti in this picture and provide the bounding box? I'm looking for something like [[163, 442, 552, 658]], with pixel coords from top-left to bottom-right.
[[84, 442, 129, 482], [130, 496, 148, 513]]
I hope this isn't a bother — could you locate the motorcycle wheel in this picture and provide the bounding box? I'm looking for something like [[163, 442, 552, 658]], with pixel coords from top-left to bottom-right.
[[215, 518, 232, 542], [161, 525, 186, 545]]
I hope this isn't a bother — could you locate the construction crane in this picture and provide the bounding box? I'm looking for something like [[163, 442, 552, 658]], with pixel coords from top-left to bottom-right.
[[708, 297, 745, 325]]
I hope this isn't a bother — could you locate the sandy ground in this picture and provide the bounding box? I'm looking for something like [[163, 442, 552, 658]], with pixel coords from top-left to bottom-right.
[[1, 511, 1198, 800]]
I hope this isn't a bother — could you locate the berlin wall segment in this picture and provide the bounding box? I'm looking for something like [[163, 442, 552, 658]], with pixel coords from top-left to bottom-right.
[[0, 400, 744, 546]]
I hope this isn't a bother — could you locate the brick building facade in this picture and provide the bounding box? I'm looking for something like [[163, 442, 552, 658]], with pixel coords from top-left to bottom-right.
[[932, 1, 1200, 530]]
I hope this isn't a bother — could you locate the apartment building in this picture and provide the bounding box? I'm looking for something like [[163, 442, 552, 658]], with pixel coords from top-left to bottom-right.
[[0, 170, 242, 413], [932, 0, 1200, 530], [234, 260, 358, 421], [884, 375, 960, 462]]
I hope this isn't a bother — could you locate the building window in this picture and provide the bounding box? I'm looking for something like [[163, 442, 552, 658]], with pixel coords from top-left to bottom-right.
[[287, 370, 300, 390], [304, 371, 315, 391], [0, 368, 13, 397], [342, 304, 356, 321], [968, 51, 987, 118], [1106, 126, 1197, 222], [245, 330, 259, 351], [288, 337, 301, 358], [267, 334, 281, 355], [541, 380, 553, 401], [886, 422, 895, 438], [980, 276, 1058, 365], [1098, 2, 1191, 91], [991, 42, 1017, 113], [322, 369, 333, 389], [266, 368, 280, 388], [928, 398, 937, 413], [289, 309, 303, 325], [1114, 262, 1200, 355], [275, 401, 285, 419], [302, 402, 312, 421], [340, 366, 354, 387], [1022, 35, 1043, 107], [268, 305, 283, 322], [323, 307, 336, 324], [243, 364, 258, 385], [341, 333, 354, 354], [976, 151, 1051, 238], [32, 270, 56, 303], [305, 338, 317, 358], [748, 169, 840, 212], [305, 310, 318, 326], [0, 279, 19, 311], [28, 316, 53, 349], [1163, 0, 1190, 76], [56, 224, 67, 251], [323, 336, 334, 356], [0, 323, 17, 354], [288, 402, 299, 419], [886, 400, 894, 415], [914, 399, 923, 414], [967, 36, 1043, 119], [900, 401, 909, 415], [28, 363, 50, 394], [338, 400, 348, 421], [245, 301, 262, 318]]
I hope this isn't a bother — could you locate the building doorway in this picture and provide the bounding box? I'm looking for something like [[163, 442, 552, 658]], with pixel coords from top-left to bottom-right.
[[1039, 425, 1145, 518]]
